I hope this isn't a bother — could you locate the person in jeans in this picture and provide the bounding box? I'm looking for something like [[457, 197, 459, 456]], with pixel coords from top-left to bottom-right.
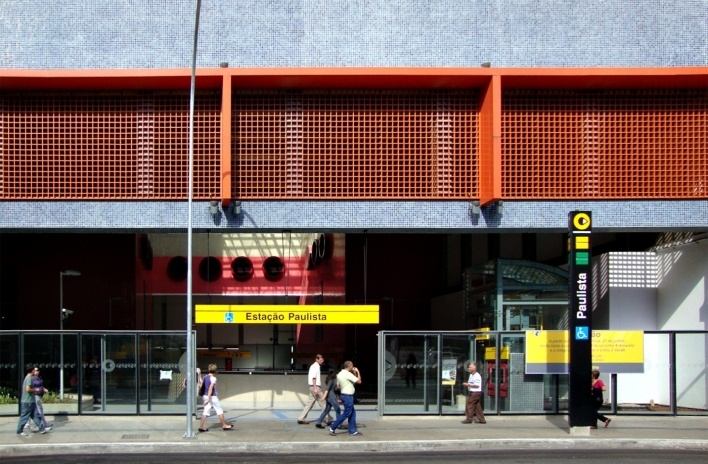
[[327, 361, 362, 436], [16, 365, 50, 436], [315, 369, 341, 429], [461, 362, 486, 424], [297, 354, 333, 425], [24, 367, 50, 431]]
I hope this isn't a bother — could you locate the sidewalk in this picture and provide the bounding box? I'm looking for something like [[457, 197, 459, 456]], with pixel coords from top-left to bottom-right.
[[1, 405, 706, 457]]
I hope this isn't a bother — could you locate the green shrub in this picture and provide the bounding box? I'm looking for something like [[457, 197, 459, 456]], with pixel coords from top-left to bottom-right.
[[0, 387, 78, 404], [40, 391, 76, 404], [0, 386, 18, 404]]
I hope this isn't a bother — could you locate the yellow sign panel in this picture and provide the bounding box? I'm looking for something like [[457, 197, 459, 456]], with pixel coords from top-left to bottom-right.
[[526, 330, 569, 365], [575, 236, 589, 250], [195, 304, 380, 324], [525, 330, 644, 374], [476, 327, 491, 340], [591, 330, 644, 365]]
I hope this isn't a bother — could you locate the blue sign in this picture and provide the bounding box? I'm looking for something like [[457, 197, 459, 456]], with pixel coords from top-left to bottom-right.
[[224, 312, 234, 323], [575, 326, 589, 340]]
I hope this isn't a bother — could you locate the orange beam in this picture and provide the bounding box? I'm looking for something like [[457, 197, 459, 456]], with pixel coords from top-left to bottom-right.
[[0, 68, 223, 91], [1, 67, 706, 91], [220, 74, 232, 207], [478, 75, 502, 206], [500, 67, 708, 89]]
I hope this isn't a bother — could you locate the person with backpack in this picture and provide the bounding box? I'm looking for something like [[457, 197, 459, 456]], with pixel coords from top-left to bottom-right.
[[314, 369, 342, 429], [197, 364, 234, 432]]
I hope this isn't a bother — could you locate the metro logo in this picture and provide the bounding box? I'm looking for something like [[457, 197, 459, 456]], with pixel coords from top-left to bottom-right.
[[572, 212, 591, 231]]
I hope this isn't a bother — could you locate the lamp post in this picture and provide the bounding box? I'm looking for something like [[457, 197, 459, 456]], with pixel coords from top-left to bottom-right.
[[184, 0, 202, 439], [60, 270, 81, 399]]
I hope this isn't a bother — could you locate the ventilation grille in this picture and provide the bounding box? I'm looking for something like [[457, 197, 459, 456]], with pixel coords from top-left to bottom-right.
[[608, 252, 658, 288], [501, 89, 708, 199], [0, 91, 221, 199], [233, 89, 480, 199], [2, 87, 705, 201]]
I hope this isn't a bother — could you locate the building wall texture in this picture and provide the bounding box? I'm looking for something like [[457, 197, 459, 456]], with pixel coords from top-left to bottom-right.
[[1, 1, 707, 233], [1, 0, 707, 70]]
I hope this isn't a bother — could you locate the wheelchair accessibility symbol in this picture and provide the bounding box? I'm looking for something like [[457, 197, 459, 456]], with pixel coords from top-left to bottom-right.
[[575, 326, 589, 340], [224, 312, 234, 323]]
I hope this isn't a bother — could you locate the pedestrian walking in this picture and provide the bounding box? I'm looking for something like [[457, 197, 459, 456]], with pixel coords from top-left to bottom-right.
[[461, 362, 486, 424], [197, 364, 234, 432], [328, 361, 362, 436], [297, 354, 333, 425], [591, 369, 611, 429], [315, 369, 341, 429], [16, 365, 50, 436], [27, 367, 50, 430]]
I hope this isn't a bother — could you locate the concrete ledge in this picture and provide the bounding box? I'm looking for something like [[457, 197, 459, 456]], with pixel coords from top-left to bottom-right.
[[569, 426, 591, 436], [2, 438, 708, 457]]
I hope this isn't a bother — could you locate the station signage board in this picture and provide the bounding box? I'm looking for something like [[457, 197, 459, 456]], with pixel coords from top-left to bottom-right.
[[195, 304, 380, 324], [568, 211, 593, 427]]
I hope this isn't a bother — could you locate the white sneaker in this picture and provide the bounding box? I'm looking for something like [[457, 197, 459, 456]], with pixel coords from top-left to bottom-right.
[[40, 427, 52, 434], [17, 432, 30, 437]]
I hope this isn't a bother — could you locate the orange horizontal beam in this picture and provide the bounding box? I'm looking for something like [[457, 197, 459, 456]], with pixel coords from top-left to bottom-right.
[[2, 67, 705, 92], [500, 67, 708, 89], [0, 68, 224, 91]]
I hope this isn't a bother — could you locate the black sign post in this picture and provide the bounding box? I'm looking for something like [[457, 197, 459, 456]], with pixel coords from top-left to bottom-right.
[[568, 211, 594, 427]]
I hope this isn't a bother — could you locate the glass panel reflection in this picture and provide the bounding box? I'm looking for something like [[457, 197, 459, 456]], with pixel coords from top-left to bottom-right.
[[382, 334, 439, 413], [675, 333, 707, 416]]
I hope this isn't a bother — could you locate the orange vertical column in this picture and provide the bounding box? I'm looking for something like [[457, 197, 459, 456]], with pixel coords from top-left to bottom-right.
[[220, 74, 233, 206], [478, 74, 502, 205]]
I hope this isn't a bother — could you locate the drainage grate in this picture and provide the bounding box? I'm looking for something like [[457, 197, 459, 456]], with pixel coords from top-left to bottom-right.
[[121, 433, 150, 440]]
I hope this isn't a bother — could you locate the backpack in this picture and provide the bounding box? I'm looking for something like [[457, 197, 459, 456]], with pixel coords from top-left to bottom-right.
[[197, 378, 206, 396]]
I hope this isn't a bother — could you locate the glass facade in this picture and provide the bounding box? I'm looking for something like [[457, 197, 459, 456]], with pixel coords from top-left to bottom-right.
[[0, 331, 190, 415], [378, 331, 707, 416], [2, 329, 705, 416], [464, 260, 570, 332]]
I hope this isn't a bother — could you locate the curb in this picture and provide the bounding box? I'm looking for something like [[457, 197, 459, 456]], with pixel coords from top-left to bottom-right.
[[2, 438, 707, 457]]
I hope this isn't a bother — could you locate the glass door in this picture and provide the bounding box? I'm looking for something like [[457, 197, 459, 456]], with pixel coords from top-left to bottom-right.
[[81, 333, 138, 413]]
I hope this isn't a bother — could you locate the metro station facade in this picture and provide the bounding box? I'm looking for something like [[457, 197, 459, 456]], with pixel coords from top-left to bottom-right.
[[0, 1, 706, 415]]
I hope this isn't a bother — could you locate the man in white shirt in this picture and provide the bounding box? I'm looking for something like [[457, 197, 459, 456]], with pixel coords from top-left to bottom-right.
[[327, 361, 363, 436], [297, 354, 333, 424], [461, 362, 486, 424]]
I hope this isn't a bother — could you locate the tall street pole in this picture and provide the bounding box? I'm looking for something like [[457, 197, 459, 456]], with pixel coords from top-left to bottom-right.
[[184, 0, 201, 440], [60, 272, 64, 399]]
